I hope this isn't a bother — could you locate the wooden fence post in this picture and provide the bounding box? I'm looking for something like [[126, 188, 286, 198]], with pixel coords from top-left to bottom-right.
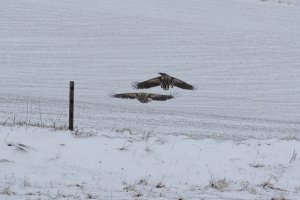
[[69, 81, 74, 131]]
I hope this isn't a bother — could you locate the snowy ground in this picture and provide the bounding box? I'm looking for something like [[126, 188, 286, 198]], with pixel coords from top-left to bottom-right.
[[1, 0, 300, 199], [1, 0, 300, 140], [0, 126, 300, 200]]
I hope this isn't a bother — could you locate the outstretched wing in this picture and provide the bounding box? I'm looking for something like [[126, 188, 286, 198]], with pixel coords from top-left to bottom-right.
[[172, 77, 195, 90], [149, 94, 174, 101], [112, 93, 138, 99], [132, 77, 161, 89]]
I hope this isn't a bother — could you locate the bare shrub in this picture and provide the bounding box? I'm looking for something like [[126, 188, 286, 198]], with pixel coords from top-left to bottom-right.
[[294, 185, 300, 192], [238, 181, 257, 194], [1, 117, 67, 131], [0, 159, 14, 164], [208, 178, 229, 192], [22, 177, 31, 187], [289, 149, 297, 164], [7, 143, 35, 153], [1, 186, 15, 196], [250, 163, 264, 168], [86, 193, 96, 199], [259, 180, 286, 192], [118, 141, 132, 151], [116, 128, 133, 135], [72, 128, 97, 138], [156, 182, 165, 189], [137, 179, 148, 186], [271, 196, 287, 200]]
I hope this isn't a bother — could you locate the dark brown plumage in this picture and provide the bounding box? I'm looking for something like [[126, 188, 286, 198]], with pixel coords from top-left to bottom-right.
[[132, 73, 195, 90], [112, 92, 174, 103]]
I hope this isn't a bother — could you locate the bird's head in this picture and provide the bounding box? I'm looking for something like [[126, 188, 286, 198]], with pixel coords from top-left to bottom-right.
[[158, 72, 168, 76]]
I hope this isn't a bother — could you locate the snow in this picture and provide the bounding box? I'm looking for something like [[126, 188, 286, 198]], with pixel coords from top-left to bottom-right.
[[1, 0, 300, 199], [1, 126, 300, 199], [1, 0, 300, 140]]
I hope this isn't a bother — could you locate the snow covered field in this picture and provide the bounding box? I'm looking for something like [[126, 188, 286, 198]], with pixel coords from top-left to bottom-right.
[[1, 0, 300, 199], [1, 126, 300, 199], [1, 0, 300, 140]]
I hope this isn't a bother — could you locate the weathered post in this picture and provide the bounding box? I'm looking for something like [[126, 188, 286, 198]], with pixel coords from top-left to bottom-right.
[[69, 81, 74, 131]]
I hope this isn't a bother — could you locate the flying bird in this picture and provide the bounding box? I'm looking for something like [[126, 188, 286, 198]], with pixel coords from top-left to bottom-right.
[[132, 73, 195, 90], [112, 92, 174, 103]]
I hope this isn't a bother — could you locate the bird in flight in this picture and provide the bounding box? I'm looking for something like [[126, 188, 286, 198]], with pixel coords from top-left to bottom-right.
[[112, 92, 174, 103], [132, 73, 195, 90]]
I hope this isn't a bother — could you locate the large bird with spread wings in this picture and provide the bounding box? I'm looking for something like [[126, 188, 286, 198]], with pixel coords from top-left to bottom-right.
[[112, 92, 174, 103], [132, 73, 195, 90]]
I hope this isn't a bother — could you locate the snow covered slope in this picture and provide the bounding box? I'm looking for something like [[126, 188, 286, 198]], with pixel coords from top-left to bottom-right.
[[1, 126, 300, 199], [1, 0, 300, 139]]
